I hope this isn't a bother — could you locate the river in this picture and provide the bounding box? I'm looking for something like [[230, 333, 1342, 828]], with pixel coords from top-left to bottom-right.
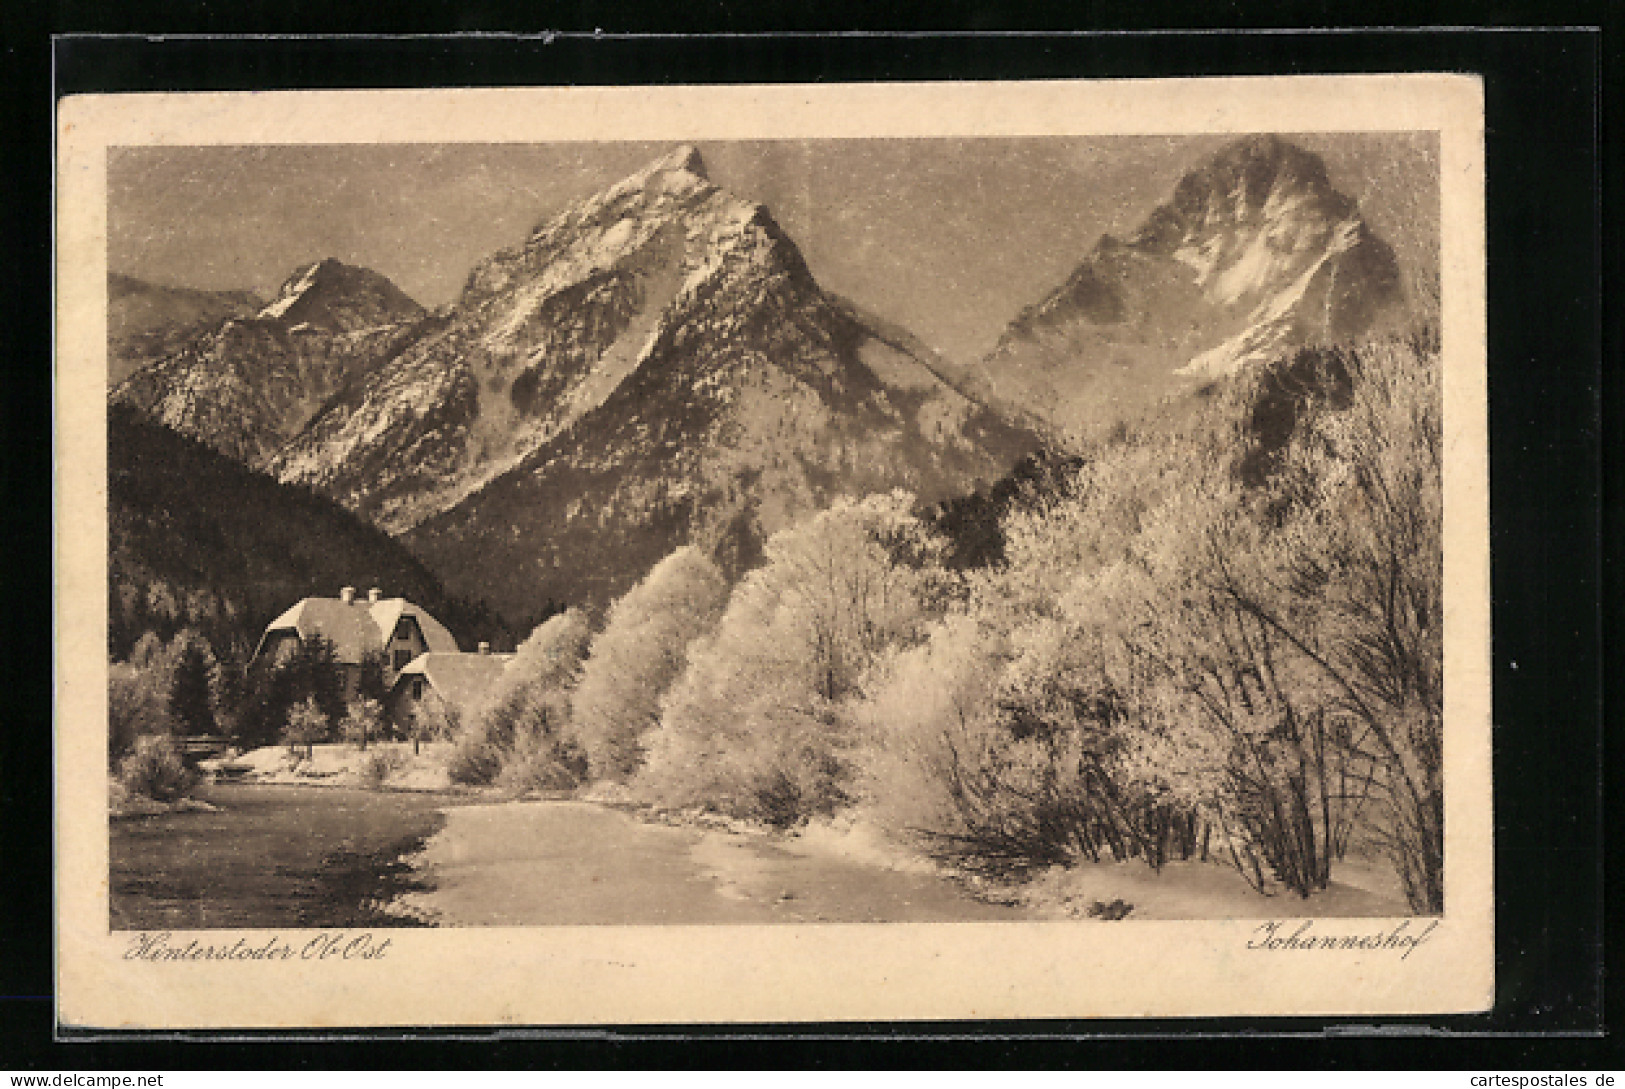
[[387, 799, 1032, 925]]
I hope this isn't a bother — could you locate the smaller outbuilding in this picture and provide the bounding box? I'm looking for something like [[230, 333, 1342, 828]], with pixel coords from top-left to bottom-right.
[[388, 642, 514, 731]]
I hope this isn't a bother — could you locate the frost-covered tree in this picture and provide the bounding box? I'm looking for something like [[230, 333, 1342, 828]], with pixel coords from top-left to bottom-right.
[[283, 696, 328, 760], [108, 662, 175, 766], [852, 614, 1010, 843], [341, 697, 385, 751], [572, 546, 730, 782], [448, 609, 592, 787], [405, 697, 457, 756], [635, 492, 946, 825], [843, 335, 1442, 909], [1191, 338, 1443, 910], [999, 338, 1441, 909]]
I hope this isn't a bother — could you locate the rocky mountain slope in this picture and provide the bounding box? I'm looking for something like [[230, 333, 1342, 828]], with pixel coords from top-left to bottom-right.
[[107, 273, 262, 387], [962, 134, 1404, 445], [263, 146, 1034, 618], [111, 259, 427, 466]]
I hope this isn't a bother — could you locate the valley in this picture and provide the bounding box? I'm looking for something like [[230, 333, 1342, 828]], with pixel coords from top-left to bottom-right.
[[107, 133, 1445, 925]]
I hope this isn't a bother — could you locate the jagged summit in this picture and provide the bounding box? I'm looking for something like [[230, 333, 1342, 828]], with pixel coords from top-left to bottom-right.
[[651, 143, 708, 180], [965, 133, 1403, 445], [1131, 135, 1353, 261], [255, 257, 424, 332], [1181, 133, 1336, 207], [111, 258, 427, 465]]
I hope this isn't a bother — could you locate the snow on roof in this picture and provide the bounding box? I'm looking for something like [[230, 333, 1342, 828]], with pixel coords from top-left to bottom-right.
[[369, 599, 459, 656], [255, 595, 458, 664], [393, 652, 515, 713]]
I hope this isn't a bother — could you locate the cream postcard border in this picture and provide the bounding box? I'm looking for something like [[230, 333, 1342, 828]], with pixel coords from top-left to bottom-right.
[[55, 75, 1490, 1028]]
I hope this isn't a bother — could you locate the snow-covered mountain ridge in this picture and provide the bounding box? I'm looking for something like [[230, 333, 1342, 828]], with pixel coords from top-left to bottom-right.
[[110, 259, 427, 467], [250, 146, 1034, 618], [962, 134, 1405, 445]]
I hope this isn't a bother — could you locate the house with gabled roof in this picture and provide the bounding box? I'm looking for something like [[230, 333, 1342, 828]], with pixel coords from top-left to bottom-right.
[[388, 642, 514, 730], [251, 586, 459, 696]]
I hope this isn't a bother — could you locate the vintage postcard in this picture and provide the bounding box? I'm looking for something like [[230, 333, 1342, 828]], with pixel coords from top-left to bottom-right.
[[55, 76, 1490, 1028]]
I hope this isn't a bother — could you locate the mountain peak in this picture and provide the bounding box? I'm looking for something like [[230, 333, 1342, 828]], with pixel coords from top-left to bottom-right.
[[1164, 134, 1341, 226], [255, 258, 423, 331], [974, 132, 1402, 443], [649, 144, 708, 180], [259, 258, 346, 318], [1213, 133, 1305, 170]]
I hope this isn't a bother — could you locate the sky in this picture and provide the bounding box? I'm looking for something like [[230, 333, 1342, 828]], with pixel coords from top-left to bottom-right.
[[108, 133, 1438, 366]]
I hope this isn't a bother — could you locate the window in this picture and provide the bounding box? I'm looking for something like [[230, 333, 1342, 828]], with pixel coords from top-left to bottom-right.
[[411, 678, 424, 700], [394, 648, 413, 672]]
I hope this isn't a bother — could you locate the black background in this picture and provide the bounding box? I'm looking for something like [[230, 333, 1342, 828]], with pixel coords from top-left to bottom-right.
[[2, 7, 1614, 1069]]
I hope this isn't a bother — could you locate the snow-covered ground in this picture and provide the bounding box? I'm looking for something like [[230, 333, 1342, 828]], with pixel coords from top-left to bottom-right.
[[206, 741, 455, 792], [1017, 853, 1413, 920]]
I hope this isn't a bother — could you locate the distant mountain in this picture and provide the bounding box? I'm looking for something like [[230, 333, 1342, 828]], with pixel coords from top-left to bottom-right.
[[265, 146, 1035, 619], [108, 402, 513, 661], [111, 259, 428, 467], [254, 257, 425, 333], [962, 134, 1404, 445], [107, 273, 261, 387]]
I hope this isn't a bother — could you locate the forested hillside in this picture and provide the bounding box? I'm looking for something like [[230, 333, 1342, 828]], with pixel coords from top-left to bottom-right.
[[108, 402, 517, 662]]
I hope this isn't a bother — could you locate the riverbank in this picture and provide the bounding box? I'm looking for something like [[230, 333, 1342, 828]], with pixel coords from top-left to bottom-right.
[[110, 782, 473, 929], [110, 782, 1414, 929]]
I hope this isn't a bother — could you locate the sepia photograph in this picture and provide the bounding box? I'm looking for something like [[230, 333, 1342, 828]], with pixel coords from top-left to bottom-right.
[[55, 77, 1491, 1026]]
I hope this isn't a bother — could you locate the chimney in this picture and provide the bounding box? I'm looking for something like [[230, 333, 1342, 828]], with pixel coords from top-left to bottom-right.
[[478, 641, 491, 656], [368, 587, 382, 604], [339, 586, 356, 605]]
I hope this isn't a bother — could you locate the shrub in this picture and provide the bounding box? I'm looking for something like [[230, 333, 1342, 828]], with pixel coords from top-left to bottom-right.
[[856, 614, 1204, 875], [357, 747, 407, 789], [446, 720, 505, 786], [493, 696, 589, 796], [108, 661, 175, 766], [116, 734, 197, 802]]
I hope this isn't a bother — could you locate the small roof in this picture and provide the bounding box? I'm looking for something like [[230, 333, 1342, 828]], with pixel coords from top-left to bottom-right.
[[255, 596, 458, 664], [369, 599, 458, 655], [393, 652, 515, 713]]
